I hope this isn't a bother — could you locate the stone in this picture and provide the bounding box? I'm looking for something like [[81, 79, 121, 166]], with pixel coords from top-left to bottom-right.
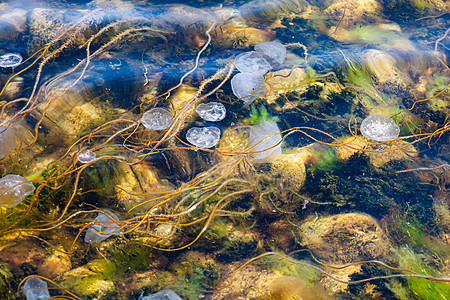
[[186, 126, 221, 149], [360, 113, 400, 142], [21, 277, 51, 300], [255, 41, 286, 66], [234, 51, 271, 75], [195, 102, 226, 122], [141, 108, 173, 130], [0, 175, 35, 208], [84, 210, 123, 243], [231, 72, 266, 104]]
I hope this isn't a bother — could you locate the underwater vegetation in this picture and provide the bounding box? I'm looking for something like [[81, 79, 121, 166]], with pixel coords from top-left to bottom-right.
[[0, 0, 449, 299]]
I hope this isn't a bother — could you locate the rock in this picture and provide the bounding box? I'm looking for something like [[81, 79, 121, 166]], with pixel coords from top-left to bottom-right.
[[39, 250, 72, 278], [271, 147, 310, 189], [0, 8, 27, 41], [335, 136, 418, 168], [57, 259, 117, 299], [299, 213, 391, 263]]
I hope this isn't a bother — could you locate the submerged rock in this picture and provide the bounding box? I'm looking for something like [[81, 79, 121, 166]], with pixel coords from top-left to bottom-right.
[[22, 277, 51, 300], [248, 118, 282, 162], [299, 213, 391, 263], [195, 102, 226, 122], [186, 126, 221, 149], [0, 174, 35, 208], [231, 72, 266, 104], [360, 113, 400, 142]]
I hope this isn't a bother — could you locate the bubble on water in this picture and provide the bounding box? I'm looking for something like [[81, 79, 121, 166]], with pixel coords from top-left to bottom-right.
[[255, 42, 286, 66], [231, 72, 266, 104], [186, 126, 221, 149], [195, 102, 226, 122], [141, 108, 173, 130], [234, 51, 271, 75], [77, 150, 97, 163], [0, 174, 35, 208], [0, 53, 23, 68], [360, 113, 400, 142], [85, 209, 123, 243]]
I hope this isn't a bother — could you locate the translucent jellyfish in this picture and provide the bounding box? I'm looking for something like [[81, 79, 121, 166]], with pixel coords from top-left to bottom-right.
[[139, 289, 182, 300], [84, 210, 123, 243], [0, 174, 35, 208], [0, 53, 23, 68], [255, 42, 286, 66], [195, 102, 226, 122], [22, 277, 51, 300], [186, 126, 221, 149], [360, 113, 400, 142], [0, 125, 15, 159], [234, 51, 271, 75], [141, 108, 173, 130], [77, 150, 96, 163], [248, 118, 282, 162], [231, 72, 266, 104]]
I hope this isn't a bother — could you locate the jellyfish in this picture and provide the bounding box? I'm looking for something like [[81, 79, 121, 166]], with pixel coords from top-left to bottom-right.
[[195, 102, 226, 122], [234, 51, 271, 75], [255, 41, 286, 66], [231, 72, 266, 104], [141, 108, 173, 130], [186, 126, 221, 149], [360, 113, 400, 142], [139, 289, 182, 300], [0, 53, 23, 68], [0, 124, 15, 159], [84, 210, 123, 243], [248, 118, 282, 162], [22, 277, 51, 300], [0, 174, 35, 208], [77, 150, 96, 163]]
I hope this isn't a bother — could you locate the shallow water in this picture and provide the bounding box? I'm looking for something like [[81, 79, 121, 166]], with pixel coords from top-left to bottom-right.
[[0, 0, 449, 299]]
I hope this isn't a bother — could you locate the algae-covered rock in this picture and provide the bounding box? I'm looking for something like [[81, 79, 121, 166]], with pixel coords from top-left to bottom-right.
[[299, 213, 391, 264], [0, 263, 14, 300], [58, 259, 118, 299]]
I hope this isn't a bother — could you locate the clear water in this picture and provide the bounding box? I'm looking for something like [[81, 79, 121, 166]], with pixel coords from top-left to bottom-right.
[[0, 0, 449, 299]]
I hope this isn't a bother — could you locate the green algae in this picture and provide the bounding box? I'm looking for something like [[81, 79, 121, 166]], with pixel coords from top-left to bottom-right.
[[0, 264, 14, 300]]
